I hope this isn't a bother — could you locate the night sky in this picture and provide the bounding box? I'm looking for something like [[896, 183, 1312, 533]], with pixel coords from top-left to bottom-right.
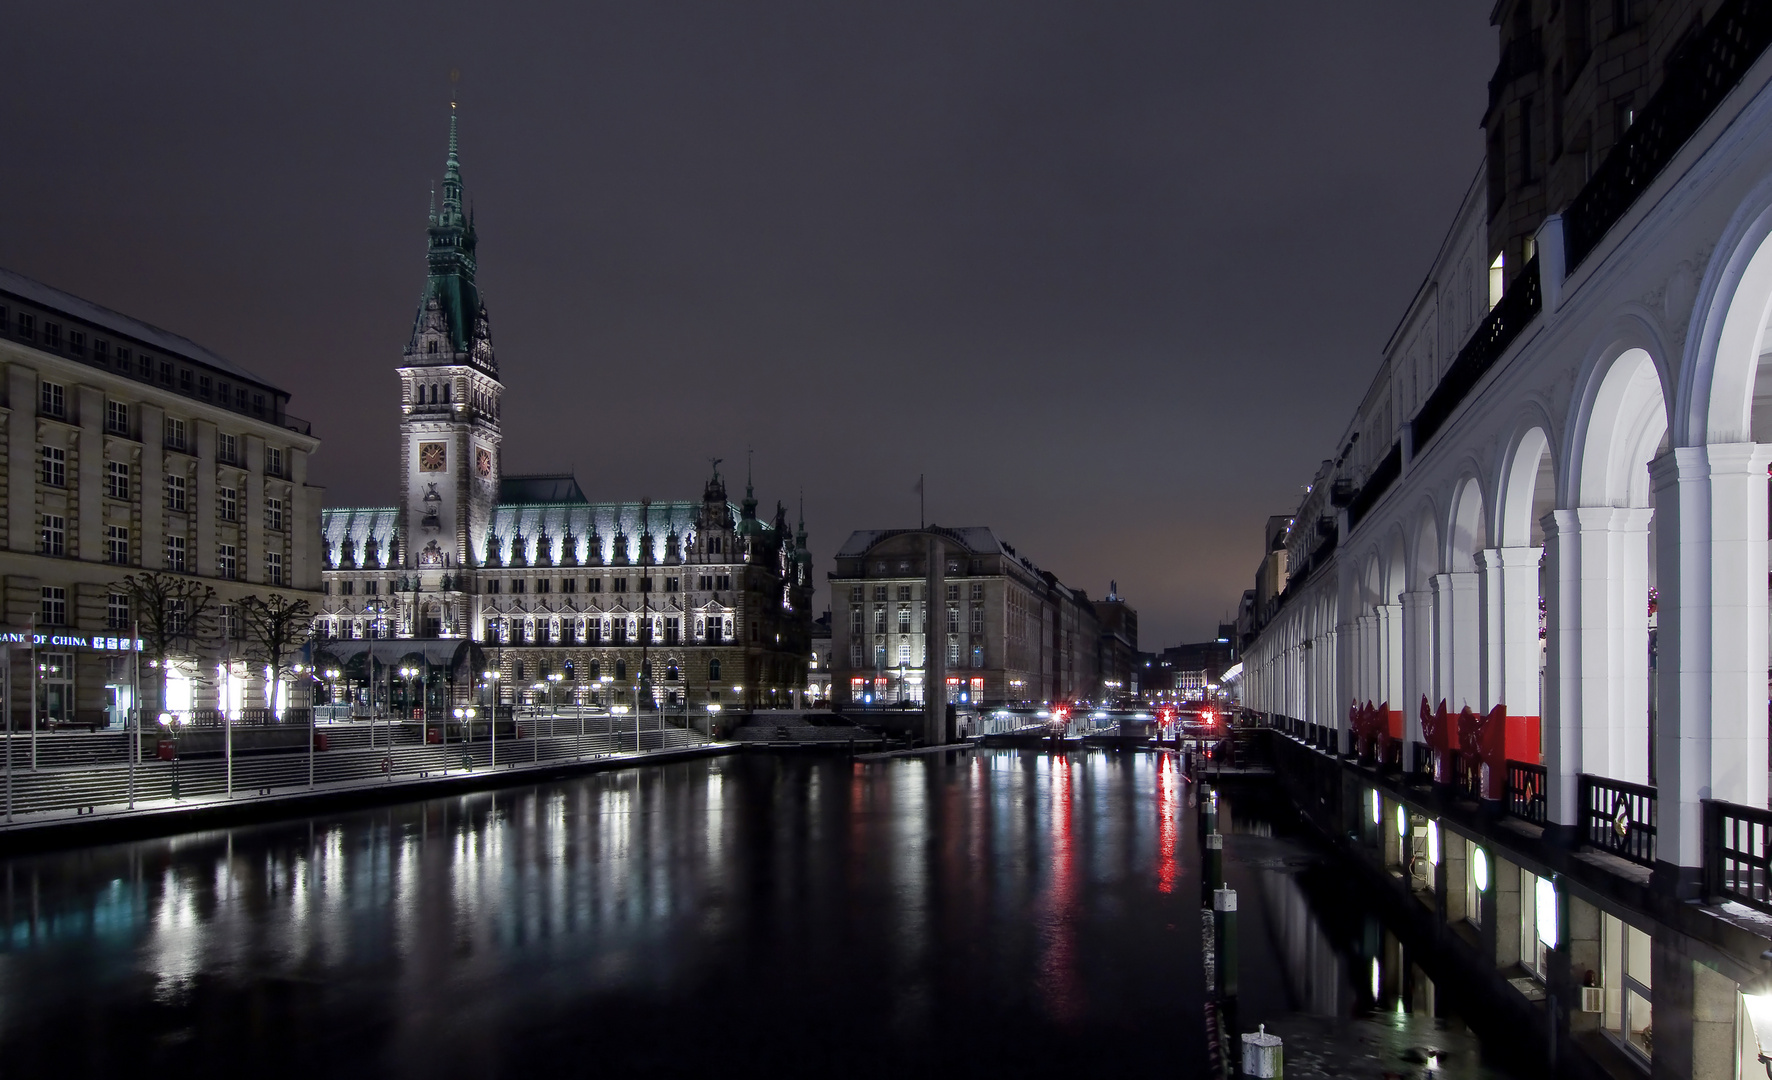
[[1, 2, 1494, 647]]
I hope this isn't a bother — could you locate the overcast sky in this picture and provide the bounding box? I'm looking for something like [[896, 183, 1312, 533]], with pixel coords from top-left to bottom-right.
[[1, 2, 1495, 648]]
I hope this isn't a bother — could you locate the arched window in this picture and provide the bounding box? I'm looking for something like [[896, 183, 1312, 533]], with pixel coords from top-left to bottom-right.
[[429, 384, 438, 404], [427, 341, 439, 355], [563, 659, 574, 680], [443, 383, 452, 404], [709, 658, 721, 682], [589, 659, 600, 681], [615, 659, 627, 681], [666, 662, 680, 682], [515, 660, 526, 682], [641, 660, 652, 681]]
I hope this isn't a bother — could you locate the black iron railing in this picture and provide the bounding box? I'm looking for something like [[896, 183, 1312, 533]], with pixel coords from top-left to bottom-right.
[[1380, 738, 1401, 773], [1565, 0, 1772, 271], [171, 707, 313, 728], [1410, 743, 1434, 783], [1579, 773, 1658, 867], [1346, 442, 1402, 532], [1506, 760, 1549, 825], [1705, 798, 1772, 913], [1411, 257, 1542, 452], [1447, 748, 1484, 801]]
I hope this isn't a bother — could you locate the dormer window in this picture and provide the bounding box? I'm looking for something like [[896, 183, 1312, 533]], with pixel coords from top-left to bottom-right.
[[428, 341, 440, 355]]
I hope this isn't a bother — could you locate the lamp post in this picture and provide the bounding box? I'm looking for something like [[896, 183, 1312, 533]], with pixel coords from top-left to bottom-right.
[[600, 674, 614, 747], [162, 711, 181, 800], [547, 671, 563, 739], [399, 664, 420, 743], [483, 669, 499, 769], [531, 682, 544, 762]]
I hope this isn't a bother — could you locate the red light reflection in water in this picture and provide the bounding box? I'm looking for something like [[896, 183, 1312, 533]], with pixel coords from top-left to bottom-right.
[[1037, 756, 1081, 1023], [1157, 755, 1180, 893]]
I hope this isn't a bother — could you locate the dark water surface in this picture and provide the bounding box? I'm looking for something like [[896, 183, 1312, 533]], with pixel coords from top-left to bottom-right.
[[0, 751, 1207, 1078]]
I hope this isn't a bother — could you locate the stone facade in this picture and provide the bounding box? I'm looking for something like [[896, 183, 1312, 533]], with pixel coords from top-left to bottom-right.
[[0, 267, 323, 728], [828, 526, 1106, 708]]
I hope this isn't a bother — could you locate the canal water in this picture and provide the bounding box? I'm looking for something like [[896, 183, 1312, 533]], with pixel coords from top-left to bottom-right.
[[0, 750, 1518, 1077]]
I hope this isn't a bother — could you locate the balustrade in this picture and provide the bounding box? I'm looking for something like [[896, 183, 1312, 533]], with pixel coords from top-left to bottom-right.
[[1579, 773, 1658, 867]]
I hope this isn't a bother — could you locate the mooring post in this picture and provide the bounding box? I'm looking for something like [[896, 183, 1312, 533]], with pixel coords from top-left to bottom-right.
[[1214, 886, 1238, 999]]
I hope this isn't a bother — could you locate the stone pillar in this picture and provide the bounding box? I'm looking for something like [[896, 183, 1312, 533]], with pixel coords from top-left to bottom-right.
[[1493, 855, 1521, 968], [1433, 571, 1482, 710], [1543, 507, 1653, 826], [1645, 931, 1741, 1080], [1401, 588, 1435, 767], [1478, 546, 1544, 720], [1651, 445, 1772, 886]]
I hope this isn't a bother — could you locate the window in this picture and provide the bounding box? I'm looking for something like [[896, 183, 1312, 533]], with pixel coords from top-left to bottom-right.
[[40, 445, 65, 487], [217, 432, 237, 464], [217, 381, 229, 405], [562, 579, 577, 593], [217, 544, 237, 580], [39, 587, 66, 626], [167, 598, 187, 635], [971, 582, 982, 600], [106, 461, 130, 500], [166, 474, 187, 512], [1488, 253, 1505, 311], [709, 658, 721, 682], [897, 605, 911, 633], [265, 497, 284, 531], [265, 551, 284, 586], [587, 578, 602, 593], [1601, 913, 1652, 1060], [104, 400, 129, 435], [342, 580, 356, 596], [972, 647, 984, 669], [947, 605, 959, 634], [365, 580, 379, 595], [93, 340, 109, 366], [970, 606, 983, 634], [485, 579, 500, 595], [43, 323, 62, 349], [40, 514, 65, 556], [158, 360, 173, 385], [218, 486, 237, 521], [750, 621, 759, 642], [166, 535, 187, 572], [665, 617, 680, 643], [107, 525, 130, 565], [850, 606, 863, 634], [198, 375, 211, 399], [511, 579, 526, 594], [107, 593, 130, 630], [898, 641, 911, 665], [68, 331, 86, 356], [164, 417, 187, 451], [946, 584, 959, 600], [850, 642, 864, 667], [948, 640, 960, 665], [179, 368, 193, 394], [716, 574, 732, 590], [874, 585, 887, 602], [536, 579, 551, 594], [873, 607, 886, 634], [15, 312, 33, 339], [850, 586, 863, 601], [666, 576, 680, 592], [39, 381, 65, 419], [219, 604, 238, 641], [640, 576, 654, 593], [265, 446, 284, 477], [613, 577, 628, 593]]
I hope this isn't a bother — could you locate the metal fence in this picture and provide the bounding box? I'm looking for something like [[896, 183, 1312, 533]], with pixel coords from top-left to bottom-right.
[[1506, 760, 1548, 826], [1579, 773, 1658, 867], [1704, 798, 1772, 914]]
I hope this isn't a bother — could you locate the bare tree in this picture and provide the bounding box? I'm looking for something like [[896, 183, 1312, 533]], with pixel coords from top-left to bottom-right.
[[238, 593, 314, 714], [111, 572, 219, 712]]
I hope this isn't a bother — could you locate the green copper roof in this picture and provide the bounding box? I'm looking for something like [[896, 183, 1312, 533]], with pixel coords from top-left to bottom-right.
[[407, 105, 494, 374]]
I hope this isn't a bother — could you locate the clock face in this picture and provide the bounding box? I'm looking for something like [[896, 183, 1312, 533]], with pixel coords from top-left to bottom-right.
[[476, 448, 493, 478], [419, 442, 447, 472]]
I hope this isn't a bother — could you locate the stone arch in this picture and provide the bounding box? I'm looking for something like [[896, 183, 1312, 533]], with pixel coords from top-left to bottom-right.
[[1576, 346, 1669, 508], [1446, 474, 1487, 571], [1681, 174, 1772, 445], [1497, 417, 1558, 548]]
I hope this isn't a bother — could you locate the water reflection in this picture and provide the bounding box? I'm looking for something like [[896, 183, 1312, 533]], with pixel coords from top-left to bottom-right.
[[0, 752, 1204, 1078], [1216, 785, 1525, 1079]]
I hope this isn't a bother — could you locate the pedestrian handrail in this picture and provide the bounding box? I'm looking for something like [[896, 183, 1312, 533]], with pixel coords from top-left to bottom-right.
[[1704, 798, 1772, 914], [1579, 773, 1658, 867]]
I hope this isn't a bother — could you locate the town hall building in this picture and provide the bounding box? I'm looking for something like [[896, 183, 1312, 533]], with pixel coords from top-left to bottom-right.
[[313, 107, 814, 713]]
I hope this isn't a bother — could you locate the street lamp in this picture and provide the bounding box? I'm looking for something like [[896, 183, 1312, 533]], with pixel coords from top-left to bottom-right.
[[483, 669, 500, 768]]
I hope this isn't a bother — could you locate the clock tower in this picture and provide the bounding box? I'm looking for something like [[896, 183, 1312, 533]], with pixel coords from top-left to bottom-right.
[[397, 102, 502, 595]]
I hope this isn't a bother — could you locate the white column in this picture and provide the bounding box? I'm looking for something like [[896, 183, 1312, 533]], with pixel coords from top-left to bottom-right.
[[1651, 444, 1772, 872], [1376, 602, 1402, 708], [1401, 589, 1435, 766], [1543, 507, 1654, 825], [1432, 571, 1482, 710], [1478, 547, 1545, 720]]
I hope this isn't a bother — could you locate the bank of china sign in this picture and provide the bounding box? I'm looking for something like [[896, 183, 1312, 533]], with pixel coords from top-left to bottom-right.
[[0, 629, 144, 651]]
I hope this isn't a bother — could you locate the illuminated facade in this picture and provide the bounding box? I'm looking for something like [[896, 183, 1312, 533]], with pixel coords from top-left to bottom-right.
[[0, 267, 323, 728], [314, 108, 814, 711], [828, 526, 1104, 707]]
